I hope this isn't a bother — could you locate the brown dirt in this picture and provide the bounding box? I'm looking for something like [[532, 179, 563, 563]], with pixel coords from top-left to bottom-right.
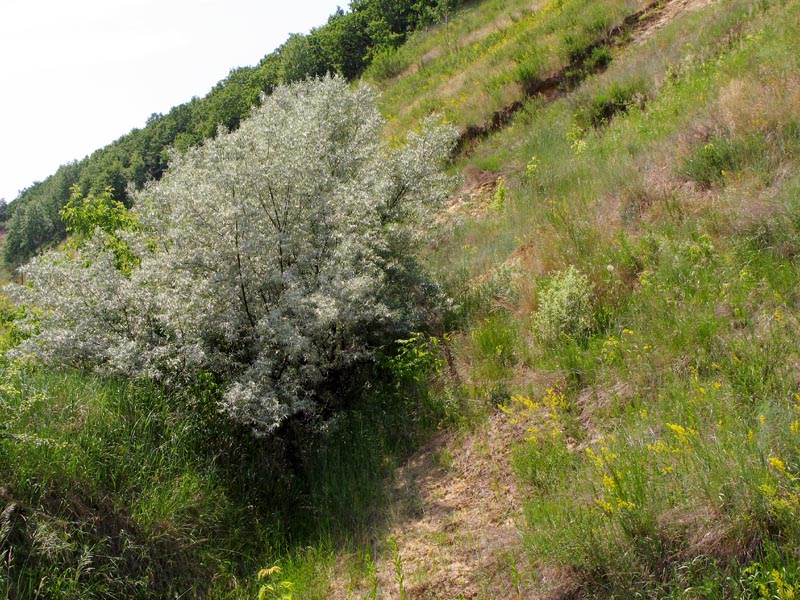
[[630, 0, 715, 45], [436, 166, 503, 223], [327, 410, 537, 599]]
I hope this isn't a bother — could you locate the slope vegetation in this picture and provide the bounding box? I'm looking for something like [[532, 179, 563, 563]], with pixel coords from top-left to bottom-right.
[[330, 0, 800, 596], [3, 0, 800, 597]]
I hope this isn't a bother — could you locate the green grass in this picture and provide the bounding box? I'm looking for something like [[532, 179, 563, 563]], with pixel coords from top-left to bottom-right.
[[369, 0, 652, 139], [5, 0, 800, 596], [0, 351, 459, 598], [428, 0, 800, 595], [511, 225, 800, 593]]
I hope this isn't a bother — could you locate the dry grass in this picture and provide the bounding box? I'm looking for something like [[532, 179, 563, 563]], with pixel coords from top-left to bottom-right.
[[718, 75, 800, 134]]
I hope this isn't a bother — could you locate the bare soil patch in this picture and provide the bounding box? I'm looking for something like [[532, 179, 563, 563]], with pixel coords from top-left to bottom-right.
[[327, 410, 536, 599], [631, 0, 715, 45]]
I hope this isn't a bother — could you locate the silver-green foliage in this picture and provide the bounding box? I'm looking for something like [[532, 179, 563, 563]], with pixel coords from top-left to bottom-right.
[[9, 76, 457, 432], [533, 265, 594, 343]]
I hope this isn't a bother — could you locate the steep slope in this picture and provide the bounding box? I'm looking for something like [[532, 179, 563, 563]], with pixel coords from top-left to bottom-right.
[[327, 0, 800, 596]]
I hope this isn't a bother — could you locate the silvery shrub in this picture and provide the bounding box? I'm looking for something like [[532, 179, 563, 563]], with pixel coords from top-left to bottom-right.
[[9, 76, 457, 432]]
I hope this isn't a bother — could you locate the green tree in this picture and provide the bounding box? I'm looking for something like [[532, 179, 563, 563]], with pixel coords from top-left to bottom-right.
[[2, 0, 461, 268], [60, 185, 137, 239], [316, 11, 372, 79], [279, 33, 330, 83], [60, 185, 139, 274]]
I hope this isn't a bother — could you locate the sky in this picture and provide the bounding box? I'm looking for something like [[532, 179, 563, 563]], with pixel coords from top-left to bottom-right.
[[0, 0, 344, 203]]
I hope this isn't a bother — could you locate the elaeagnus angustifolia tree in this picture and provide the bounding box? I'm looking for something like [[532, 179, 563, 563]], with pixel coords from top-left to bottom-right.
[[9, 76, 458, 432]]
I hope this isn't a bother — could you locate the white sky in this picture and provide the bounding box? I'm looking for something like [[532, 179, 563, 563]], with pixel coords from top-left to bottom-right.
[[0, 0, 344, 202]]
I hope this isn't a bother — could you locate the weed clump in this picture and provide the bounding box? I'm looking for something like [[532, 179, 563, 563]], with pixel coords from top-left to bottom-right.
[[533, 266, 594, 344], [680, 132, 768, 188], [576, 79, 649, 129]]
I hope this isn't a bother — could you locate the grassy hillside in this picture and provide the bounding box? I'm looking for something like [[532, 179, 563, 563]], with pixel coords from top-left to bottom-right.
[[4, 0, 800, 597], [345, 0, 800, 595]]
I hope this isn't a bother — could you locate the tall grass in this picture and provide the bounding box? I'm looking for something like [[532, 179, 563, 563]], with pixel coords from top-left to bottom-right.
[[0, 333, 459, 598], [424, 0, 800, 595], [370, 0, 653, 138]]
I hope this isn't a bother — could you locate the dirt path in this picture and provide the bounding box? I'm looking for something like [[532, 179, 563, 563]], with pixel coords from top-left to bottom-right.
[[328, 410, 535, 599], [631, 0, 714, 45], [328, 0, 712, 597]]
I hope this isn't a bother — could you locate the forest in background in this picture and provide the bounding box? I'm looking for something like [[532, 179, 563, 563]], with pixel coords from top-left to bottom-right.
[[1, 0, 461, 267]]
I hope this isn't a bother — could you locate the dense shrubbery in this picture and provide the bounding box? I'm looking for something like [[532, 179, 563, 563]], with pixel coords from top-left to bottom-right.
[[8, 77, 456, 432], [3, 0, 464, 267]]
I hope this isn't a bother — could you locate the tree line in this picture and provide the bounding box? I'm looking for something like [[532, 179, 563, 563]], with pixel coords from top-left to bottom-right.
[[3, 0, 460, 267]]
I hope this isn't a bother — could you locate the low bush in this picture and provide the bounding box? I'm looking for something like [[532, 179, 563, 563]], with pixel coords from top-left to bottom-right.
[[532, 266, 594, 344], [575, 79, 649, 129]]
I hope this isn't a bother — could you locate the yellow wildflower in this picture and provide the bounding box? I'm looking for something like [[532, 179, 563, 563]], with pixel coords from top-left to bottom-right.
[[258, 566, 282, 579], [594, 498, 615, 514], [665, 422, 696, 445], [616, 499, 637, 510], [769, 456, 788, 476]]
